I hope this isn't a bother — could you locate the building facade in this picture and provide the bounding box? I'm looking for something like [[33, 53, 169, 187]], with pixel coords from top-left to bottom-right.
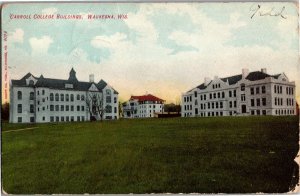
[[122, 94, 165, 118], [10, 68, 119, 123], [182, 68, 296, 117]]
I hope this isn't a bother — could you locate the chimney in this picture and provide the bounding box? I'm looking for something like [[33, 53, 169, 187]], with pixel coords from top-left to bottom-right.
[[89, 74, 94, 83], [204, 77, 211, 86], [261, 68, 267, 74], [242, 68, 249, 78]]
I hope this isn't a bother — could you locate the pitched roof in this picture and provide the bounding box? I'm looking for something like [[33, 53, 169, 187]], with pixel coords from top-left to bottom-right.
[[192, 70, 279, 91], [130, 94, 164, 102], [11, 70, 117, 93]]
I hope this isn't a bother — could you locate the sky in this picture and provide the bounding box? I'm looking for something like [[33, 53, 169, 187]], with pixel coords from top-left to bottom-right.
[[1, 2, 299, 104]]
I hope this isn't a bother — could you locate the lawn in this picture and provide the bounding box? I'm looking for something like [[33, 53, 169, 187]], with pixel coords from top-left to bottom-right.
[[1, 116, 299, 194]]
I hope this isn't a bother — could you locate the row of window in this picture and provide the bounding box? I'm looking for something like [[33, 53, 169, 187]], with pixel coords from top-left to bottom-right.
[[50, 93, 85, 102], [250, 86, 266, 95], [212, 83, 221, 89], [251, 98, 267, 107], [286, 98, 294, 106], [274, 85, 294, 95], [140, 109, 162, 114], [275, 109, 295, 115], [250, 110, 267, 115], [50, 116, 85, 122], [50, 105, 85, 112]]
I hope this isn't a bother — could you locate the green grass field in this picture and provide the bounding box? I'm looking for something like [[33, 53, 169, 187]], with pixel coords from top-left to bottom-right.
[[2, 116, 299, 194]]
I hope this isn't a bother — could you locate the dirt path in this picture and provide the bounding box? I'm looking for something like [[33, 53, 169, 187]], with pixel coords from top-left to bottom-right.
[[2, 127, 39, 133]]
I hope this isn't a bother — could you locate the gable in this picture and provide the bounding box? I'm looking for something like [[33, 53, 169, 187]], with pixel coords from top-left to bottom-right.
[[89, 83, 99, 91]]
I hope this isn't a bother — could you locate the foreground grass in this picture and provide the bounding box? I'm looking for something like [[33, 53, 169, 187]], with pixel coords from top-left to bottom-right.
[[2, 116, 299, 193]]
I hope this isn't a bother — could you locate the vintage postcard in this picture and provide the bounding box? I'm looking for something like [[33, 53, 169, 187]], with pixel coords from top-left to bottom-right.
[[1, 1, 299, 194]]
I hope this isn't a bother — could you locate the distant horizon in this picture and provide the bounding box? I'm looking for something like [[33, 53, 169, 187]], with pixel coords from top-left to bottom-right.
[[2, 2, 299, 104]]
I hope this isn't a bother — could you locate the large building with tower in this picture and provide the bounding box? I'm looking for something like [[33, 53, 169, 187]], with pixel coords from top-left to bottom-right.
[[9, 68, 119, 123], [181, 68, 296, 117]]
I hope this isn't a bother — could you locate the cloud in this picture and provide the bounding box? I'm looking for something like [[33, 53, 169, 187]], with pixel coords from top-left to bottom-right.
[[91, 33, 128, 49], [42, 7, 58, 15], [9, 28, 24, 43], [29, 36, 53, 54]]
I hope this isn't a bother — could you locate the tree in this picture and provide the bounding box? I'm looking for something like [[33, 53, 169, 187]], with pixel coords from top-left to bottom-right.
[[85, 92, 106, 121], [1, 102, 9, 121]]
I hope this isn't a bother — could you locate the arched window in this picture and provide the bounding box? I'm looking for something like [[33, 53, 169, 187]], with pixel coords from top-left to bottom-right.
[[55, 93, 59, 101], [60, 94, 64, 101], [106, 89, 111, 95], [50, 93, 54, 101], [81, 95, 85, 101], [240, 83, 245, 91], [17, 91, 22, 100], [71, 94, 74, 102], [77, 94, 80, 100]]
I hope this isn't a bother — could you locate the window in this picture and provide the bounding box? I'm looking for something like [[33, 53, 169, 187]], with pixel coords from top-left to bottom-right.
[[56, 116, 59, 122], [262, 98, 266, 106], [71, 105, 74, 111], [81, 116, 85, 121], [212, 102, 214, 109], [30, 117, 35, 123], [216, 102, 219, 109], [229, 91, 232, 97], [213, 93, 216, 99], [50, 93, 54, 101], [251, 88, 254, 95], [275, 97, 277, 105], [61, 116, 65, 122], [251, 110, 255, 115], [50, 105, 54, 111], [200, 95, 203, 100], [42, 98, 45, 102], [30, 104, 34, 113], [55, 105, 59, 111], [256, 87, 260, 94], [77, 116, 80, 121], [106, 89, 111, 95], [66, 116, 69, 122], [204, 94, 206, 100], [61, 105, 64, 111], [18, 104, 22, 113], [42, 116, 45, 121], [220, 102, 223, 108], [81, 106, 84, 111], [30, 92, 34, 100], [233, 90, 236, 97], [241, 94, 246, 101], [55, 93, 59, 101], [251, 99, 255, 107], [274, 85, 277, 93], [195, 100, 198, 105], [241, 84, 245, 91], [222, 92, 225, 98], [279, 86, 282, 94], [106, 96, 111, 103], [234, 101, 237, 108], [66, 94, 69, 101], [209, 93, 212, 99], [229, 101, 232, 108], [218, 92, 220, 98], [262, 110, 266, 115], [262, 86, 266, 94], [71, 94, 74, 102], [114, 97, 117, 103], [194, 91, 197, 97], [17, 91, 22, 100], [256, 110, 260, 115], [114, 107, 117, 113], [18, 117, 22, 123], [61, 94, 64, 101], [42, 90, 45, 95], [77, 94, 80, 100], [208, 103, 210, 109], [256, 99, 260, 106]]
